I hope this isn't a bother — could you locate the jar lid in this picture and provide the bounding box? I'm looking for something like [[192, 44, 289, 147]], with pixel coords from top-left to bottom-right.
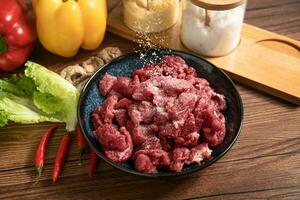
[[190, 0, 245, 10]]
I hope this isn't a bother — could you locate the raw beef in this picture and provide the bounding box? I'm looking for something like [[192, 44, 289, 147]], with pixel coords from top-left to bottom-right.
[[170, 147, 191, 172], [99, 73, 117, 96], [94, 125, 133, 163], [92, 55, 226, 173], [134, 149, 170, 172]]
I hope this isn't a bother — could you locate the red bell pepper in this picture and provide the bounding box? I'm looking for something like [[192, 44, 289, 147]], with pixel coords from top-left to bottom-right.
[[0, 0, 36, 72]]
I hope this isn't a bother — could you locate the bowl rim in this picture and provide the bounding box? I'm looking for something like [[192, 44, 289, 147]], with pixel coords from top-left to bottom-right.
[[77, 48, 244, 178]]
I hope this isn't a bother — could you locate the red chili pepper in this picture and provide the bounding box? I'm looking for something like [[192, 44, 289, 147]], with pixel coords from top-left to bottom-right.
[[76, 123, 87, 160], [52, 133, 71, 182], [0, 0, 36, 72], [89, 151, 98, 177], [35, 126, 57, 177]]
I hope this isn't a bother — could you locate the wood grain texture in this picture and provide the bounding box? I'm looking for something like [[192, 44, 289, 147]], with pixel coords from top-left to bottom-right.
[[0, 0, 300, 199], [107, 3, 300, 105]]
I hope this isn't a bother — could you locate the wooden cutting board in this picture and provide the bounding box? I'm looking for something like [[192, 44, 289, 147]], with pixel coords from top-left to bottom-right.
[[107, 3, 300, 105]]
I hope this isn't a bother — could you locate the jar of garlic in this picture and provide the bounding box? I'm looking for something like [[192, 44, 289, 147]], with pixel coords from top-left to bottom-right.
[[181, 0, 247, 57], [123, 0, 180, 33]]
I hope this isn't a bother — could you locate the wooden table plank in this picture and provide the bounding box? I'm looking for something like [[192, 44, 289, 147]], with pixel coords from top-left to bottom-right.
[[0, 0, 299, 199]]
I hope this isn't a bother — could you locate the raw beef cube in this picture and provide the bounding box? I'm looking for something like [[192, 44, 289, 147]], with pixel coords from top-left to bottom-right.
[[161, 55, 187, 66], [160, 56, 186, 78], [112, 77, 132, 97], [168, 92, 198, 121], [194, 113, 204, 133], [194, 97, 210, 114], [134, 149, 170, 169], [92, 106, 104, 129], [160, 56, 188, 79], [135, 154, 157, 173], [193, 77, 210, 89], [160, 77, 193, 96], [170, 147, 191, 172], [203, 127, 225, 147], [140, 137, 162, 150], [138, 101, 155, 123], [128, 75, 141, 95], [126, 120, 135, 133], [185, 132, 200, 146], [132, 125, 155, 145], [159, 123, 181, 138], [154, 112, 169, 125], [108, 90, 124, 98], [175, 113, 200, 147], [153, 107, 169, 125], [175, 132, 199, 147], [99, 73, 117, 96], [103, 127, 133, 163], [211, 92, 226, 111], [194, 85, 214, 101], [134, 63, 163, 82], [153, 92, 176, 108], [149, 124, 159, 132], [101, 95, 118, 124], [114, 109, 128, 127], [132, 81, 160, 101], [159, 136, 172, 152], [105, 146, 133, 163], [95, 124, 129, 151], [189, 143, 212, 164], [184, 67, 197, 77], [193, 98, 210, 131], [116, 98, 132, 109], [134, 68, 148, 79], [185, 75, 199, 85], [128, 104, 143, 125], [149, 149, 171, 167], [202, 108, 226, 146], [131, 83, 149, 101], [182, 113, 198, 135], [152, 92, 166, 107]]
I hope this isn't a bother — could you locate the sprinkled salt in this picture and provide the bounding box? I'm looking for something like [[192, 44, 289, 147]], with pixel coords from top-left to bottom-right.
[[156, 106, 166, 114]]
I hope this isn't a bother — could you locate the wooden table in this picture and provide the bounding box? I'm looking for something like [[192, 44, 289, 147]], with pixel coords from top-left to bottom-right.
[[0, 0, 299, 199]]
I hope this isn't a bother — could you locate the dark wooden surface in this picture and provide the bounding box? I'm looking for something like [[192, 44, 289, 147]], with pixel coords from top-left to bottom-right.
[[0, 0, 299, 199]]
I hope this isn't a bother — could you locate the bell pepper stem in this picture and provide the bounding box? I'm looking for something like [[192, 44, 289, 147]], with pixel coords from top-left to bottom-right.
[[0, 35, 7, 53]]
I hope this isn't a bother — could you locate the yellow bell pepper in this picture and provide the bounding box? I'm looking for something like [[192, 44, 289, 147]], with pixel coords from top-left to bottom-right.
[[32, 0, 107, 57]]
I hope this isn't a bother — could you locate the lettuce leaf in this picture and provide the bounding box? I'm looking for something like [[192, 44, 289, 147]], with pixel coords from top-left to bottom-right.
[[0, 61, 79, 131], [0, 94, 59, 126], [25, 61, 79, 131]]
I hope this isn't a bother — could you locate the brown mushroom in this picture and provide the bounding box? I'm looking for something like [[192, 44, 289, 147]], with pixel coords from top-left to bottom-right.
[[76, 77, 89, 91], [97, 47, 122, 63], [81, 56, 105, 76], [60, 65, 87, 85]]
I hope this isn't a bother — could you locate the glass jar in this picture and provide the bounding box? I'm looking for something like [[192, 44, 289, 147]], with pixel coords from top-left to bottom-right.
[[123, 0, 180, 33], [180, 0, 247, 57]]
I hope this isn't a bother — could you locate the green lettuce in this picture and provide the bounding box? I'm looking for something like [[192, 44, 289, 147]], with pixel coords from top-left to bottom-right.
[[0, 99, 59, 125], [0, 61, 79, 132]]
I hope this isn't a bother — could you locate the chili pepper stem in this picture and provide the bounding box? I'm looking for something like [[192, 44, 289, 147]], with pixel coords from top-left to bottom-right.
[[37, 166, 43, 177], [76, 123, 87, 164]]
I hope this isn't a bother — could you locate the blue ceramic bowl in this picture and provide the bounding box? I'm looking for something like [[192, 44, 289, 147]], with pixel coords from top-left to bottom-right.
[[78, 49, 243, 177]]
